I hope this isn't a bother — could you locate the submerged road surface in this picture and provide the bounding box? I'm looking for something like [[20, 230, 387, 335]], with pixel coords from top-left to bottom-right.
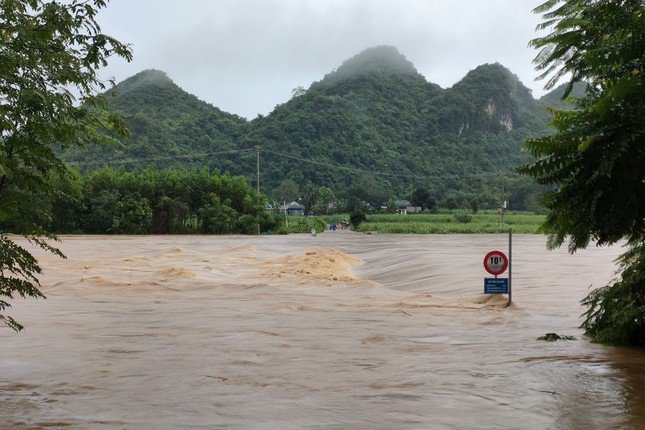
[[1, 234, 643, 429]]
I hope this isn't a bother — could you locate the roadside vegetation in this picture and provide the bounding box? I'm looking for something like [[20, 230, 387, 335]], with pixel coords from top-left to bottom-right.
[[0, 0, 132, 330], [350, 212, 544, 234], [520, 0, 644, 345]]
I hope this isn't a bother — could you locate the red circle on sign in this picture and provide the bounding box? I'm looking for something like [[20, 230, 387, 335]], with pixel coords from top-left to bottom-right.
[[483, 250, 508, 276]]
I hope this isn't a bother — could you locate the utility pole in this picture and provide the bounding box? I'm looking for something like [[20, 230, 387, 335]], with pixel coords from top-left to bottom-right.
[[499, 174, 506, 226], [255, 145, 260, 194], [284, 201, 288, 228], [255, 145, 261, 235]]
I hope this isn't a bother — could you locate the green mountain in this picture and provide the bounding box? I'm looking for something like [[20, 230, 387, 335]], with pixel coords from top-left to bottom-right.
[[540, 81, 589, 110], [444, 63, 550, 134], [242, 48, 552, 207], [320, 45, 421, 81], [62, 46, 561, 210], [62, 69, 249, 171]]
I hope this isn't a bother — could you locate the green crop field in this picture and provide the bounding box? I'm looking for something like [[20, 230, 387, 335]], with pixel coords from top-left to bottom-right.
[[352, 212, 545, 234]]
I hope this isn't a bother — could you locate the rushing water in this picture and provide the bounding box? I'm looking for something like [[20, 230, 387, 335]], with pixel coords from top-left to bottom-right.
[[1, 234, 643, 429]]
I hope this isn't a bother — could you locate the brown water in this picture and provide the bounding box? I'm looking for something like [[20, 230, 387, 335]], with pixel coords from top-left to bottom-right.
[[1, 234, 643, 429]]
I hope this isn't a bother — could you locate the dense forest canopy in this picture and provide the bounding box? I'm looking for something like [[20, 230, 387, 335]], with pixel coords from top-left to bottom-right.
[[12, 167, 276, 235], [60, 46, 573, 212]]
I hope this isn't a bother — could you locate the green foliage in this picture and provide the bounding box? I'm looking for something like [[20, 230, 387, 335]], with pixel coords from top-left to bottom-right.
[[521, 0, 645, 344], [453, 209, 473, 223], [321, 46, 419, 82], [198, 195, 239, 234], [315, 186, 336, 215], [300, 183, 317, 215], [444, 197, 458, 211], [580, 244, 645, 345], [272, 179, 300, 203], [448, 63, 551, 133], [0, 0, 131, 330], [38, 167, 274, 235], [0, 236, 60, 331], [153, 196, 189, 234], [86, 189, 121, 233], [61, 70, 248, 171], [540, 81, 588, 110], [410, 187, 435, 210], [344, 175, 389, 210], [276, 216, 326, 234], [349, 210, 367, 228], [113, 195, 153, 234], [523, 0, 644, 251], [356, 212, 543, 234], [59, 46, 562, 211], [469, 197, 480, 214]]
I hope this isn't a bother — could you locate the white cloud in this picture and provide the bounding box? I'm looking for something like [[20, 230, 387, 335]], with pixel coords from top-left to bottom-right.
[[97, 0, 548, 119]]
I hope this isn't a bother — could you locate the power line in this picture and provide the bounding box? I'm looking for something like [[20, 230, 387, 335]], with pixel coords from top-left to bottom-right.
[[262, 148, 522, 181], [67, 148, 254, 167], [65, 144, 522, 182]]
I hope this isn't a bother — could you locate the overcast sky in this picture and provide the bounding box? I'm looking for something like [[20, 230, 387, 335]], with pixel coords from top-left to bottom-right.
[[97, 0, 549, 119]]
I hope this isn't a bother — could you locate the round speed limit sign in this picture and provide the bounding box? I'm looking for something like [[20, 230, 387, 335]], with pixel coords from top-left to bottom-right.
[[483, 250, 508, 276]]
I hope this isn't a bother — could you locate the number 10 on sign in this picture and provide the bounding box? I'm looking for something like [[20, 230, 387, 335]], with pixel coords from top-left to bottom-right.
[[483, 250, 508, 276]]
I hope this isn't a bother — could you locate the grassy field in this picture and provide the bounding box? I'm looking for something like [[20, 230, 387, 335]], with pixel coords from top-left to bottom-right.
[[274, 216, 328, 234], [353, 212, 546, 234]]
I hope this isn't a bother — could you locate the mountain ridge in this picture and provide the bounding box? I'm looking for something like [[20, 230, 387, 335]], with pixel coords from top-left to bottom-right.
[[60, 46, 574, 210]]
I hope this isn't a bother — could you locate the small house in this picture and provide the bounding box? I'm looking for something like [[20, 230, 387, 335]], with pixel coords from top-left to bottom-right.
[[280, 201, 306, 216], [394, 200, 421, 215]]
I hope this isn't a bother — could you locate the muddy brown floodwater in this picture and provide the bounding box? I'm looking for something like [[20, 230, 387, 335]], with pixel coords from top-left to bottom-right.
[[1, 234, 643, 429]]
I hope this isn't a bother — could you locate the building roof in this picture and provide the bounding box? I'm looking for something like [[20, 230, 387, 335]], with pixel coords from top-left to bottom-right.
[[280, 201, 305, 210]]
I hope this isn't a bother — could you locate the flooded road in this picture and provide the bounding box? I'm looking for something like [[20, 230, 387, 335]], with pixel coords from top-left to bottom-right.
[[1, 234, 643, 429]]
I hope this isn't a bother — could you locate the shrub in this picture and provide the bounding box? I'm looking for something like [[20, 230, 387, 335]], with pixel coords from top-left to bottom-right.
[[350, 210, 367, 228], [454, 209, 473, 223]]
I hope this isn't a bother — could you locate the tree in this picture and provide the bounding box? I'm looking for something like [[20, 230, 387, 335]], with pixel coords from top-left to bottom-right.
[[300, 183, 317, 214], [444, 197, 458, 211], [410, 186, 435, 210], [272, 179, 299, 203], [468, 196, 479, 214], [85, 189, 121, 233], [198, 195, 238, 234], [153, 196, 189, 234], [0, 0, 132, 330], [290, 86, 307, 99], [519, 0, 644, 344], [349, 209, 367, 229], [315, 186, 335, 214], [113, 195, 153, 234], [346, 175, 389, 209]]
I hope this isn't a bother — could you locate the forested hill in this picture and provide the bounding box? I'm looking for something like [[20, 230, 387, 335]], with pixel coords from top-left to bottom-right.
[[539, 81, 588, 110], [241, 47, 553, 208], [62, 69, 249, 170], [61, 46, 566, 210]]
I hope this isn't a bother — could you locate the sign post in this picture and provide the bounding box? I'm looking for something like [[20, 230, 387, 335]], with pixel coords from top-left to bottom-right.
[[508, 229, 512, 307], [483, 249, 510, 299]]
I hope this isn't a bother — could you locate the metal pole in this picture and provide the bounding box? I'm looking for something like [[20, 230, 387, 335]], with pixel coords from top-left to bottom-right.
[[255, 145, 260, 194], [284, 201, 288, 228], [255, 146, 261, 235], [508, 228, 512, 307]]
